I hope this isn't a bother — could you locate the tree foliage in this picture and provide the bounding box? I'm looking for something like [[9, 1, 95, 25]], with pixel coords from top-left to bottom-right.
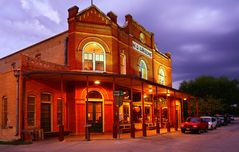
[[179, 76, 239, 115]]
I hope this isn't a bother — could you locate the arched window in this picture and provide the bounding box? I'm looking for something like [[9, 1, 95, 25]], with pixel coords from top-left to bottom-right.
[[120, 53, 126, 75], [159, 68, 165, 85], [83, 42, 106, 72], [139, 60, 147, 80]]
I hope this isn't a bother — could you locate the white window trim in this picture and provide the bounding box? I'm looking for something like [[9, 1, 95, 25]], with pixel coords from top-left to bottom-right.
[[82, 42, 106, 72], [139, 60, 148, 80]]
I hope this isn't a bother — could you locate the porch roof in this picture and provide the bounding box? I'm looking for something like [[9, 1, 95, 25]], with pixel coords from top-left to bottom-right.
[[23, 70, 194, 100]]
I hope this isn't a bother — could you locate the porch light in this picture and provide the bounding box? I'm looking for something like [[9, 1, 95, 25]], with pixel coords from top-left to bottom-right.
[[94, 80, 100, 85], [166, 90, 170, 97]]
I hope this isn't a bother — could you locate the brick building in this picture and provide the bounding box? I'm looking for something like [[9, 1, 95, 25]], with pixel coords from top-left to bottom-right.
[[0, 5, 196, 141]]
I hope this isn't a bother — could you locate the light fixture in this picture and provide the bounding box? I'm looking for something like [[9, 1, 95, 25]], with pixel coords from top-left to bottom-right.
[[94, 80, 100, 85], [166, 89, 170, 97], [144, 95, 147, 98], [183, 98, 187, 101], [149, 89, 153, 93]]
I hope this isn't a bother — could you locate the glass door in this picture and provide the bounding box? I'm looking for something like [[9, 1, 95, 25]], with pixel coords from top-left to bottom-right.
[[88, 102, 103, 132]]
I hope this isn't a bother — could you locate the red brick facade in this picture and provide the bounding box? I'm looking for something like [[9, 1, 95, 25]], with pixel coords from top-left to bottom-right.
[[0, 5, 195, 141]]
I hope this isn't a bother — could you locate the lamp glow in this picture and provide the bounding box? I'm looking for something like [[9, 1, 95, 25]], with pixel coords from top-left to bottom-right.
[[94, 80, 100, 85]]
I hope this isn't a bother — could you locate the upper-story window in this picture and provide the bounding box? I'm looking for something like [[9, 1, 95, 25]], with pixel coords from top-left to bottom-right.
[[139, 60, 147, 80], [83, 42, 106, 72], [159, 68, 165, 85], [120, 53, 126, 75]]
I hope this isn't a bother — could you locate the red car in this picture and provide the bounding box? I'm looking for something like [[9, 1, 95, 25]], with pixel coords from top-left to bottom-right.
[[181, 117, 208, 134]]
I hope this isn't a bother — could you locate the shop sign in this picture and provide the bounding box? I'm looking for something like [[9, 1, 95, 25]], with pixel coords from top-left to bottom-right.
[[132, 41, 152, 59]]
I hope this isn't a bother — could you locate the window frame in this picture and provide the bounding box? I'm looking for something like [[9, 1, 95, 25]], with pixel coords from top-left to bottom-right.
[[27, 96, 36, 127], [82, 42, 106, 72], [159, 68, 166, 85], [139, 59, 148, 80], [120, 53, 126, 75]]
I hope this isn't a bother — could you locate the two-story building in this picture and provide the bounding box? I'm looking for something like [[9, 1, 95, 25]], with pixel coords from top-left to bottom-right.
[[0, 5, 196, 141]]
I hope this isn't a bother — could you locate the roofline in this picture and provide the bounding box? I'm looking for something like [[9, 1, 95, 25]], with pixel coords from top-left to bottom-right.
[[0, 31, 68, 60]]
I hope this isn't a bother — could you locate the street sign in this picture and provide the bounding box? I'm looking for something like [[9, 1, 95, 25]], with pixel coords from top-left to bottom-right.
[[113, 90, 123, 96]]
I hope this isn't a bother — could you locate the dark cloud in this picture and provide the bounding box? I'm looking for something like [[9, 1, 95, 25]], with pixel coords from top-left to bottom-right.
[[1, 0, 239, 88]]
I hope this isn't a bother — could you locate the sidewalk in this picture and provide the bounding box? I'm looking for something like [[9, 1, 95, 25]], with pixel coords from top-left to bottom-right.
[[64, 128, 178, 141]]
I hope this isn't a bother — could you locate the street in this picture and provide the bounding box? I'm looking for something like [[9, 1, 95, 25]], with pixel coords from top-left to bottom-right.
[[1, 119, 239, 152]]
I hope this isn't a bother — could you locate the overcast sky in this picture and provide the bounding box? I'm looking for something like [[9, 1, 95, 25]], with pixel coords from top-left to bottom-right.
[[0, 0, 239, 88]]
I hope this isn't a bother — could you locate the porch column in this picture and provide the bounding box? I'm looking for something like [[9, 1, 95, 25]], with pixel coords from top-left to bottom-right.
[[166, 93, 171, 132], [196, 97, 199, 116], [141, 82, 146, 137], [130, 78, 135, 138], [188, 98, 191, 116], [85, 76, 90, 141], [156, 86, 160, 134], [181, 98, 185, 122], [112, 77, 118, 139], [174, 94, 178, 131], [59, 75, 64, 141]]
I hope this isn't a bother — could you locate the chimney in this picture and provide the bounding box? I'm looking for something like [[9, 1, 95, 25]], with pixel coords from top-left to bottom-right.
[[68, 6, 79, 19], [107, 11, 117, 24]]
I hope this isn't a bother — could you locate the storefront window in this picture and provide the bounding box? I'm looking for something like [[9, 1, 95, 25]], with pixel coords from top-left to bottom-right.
[[139, 60, 147, 80], [159, 68, 165, 85], [83, 42, 105, 72]]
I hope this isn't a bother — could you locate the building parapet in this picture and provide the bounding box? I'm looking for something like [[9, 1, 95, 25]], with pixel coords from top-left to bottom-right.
[[21, 54, 68, 71]]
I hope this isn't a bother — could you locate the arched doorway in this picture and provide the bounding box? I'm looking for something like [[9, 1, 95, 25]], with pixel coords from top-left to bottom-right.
[[87, 91, 103, 132]]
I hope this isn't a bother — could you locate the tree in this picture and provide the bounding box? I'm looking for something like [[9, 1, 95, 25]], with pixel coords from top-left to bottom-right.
[[179, 76, 239, 115]]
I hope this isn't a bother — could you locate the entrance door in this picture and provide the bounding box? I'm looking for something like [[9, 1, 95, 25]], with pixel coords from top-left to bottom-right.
[[41, 103, 51, 132], [88, 102, 103, 132]]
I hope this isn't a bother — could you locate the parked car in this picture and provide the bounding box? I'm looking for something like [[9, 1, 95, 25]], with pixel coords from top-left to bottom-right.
[[181, 117, 208, 134], [215, 117, 222, 127], [218, 116, 228, 126], [229, 115, 234, 121], [201, 116, 217, 130]]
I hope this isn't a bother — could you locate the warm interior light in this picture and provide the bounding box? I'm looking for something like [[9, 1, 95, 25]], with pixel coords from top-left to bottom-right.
[[144, 95, 147, 98], [94, 80, 100, 85], [149, 89, 153, 93], [166, 89, 170, 96], [183, 98, 187, 101]]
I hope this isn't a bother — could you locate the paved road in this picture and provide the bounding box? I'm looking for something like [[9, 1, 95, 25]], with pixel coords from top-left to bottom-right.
[[1, 119, 239, 152]]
